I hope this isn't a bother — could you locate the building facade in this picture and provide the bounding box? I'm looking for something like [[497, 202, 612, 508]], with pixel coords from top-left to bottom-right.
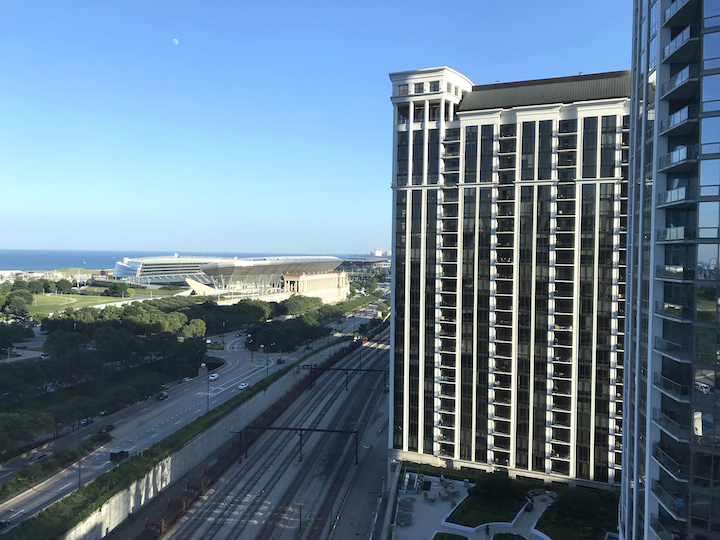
[[390, 67, 630, 486], [621, 1, 720, 538]]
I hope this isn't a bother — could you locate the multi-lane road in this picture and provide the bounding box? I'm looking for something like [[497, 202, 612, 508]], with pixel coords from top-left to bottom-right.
[[0, 302, 382, 530]]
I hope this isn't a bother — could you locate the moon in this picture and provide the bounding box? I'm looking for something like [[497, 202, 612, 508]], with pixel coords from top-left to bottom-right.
[[172, 38, 179, 45]]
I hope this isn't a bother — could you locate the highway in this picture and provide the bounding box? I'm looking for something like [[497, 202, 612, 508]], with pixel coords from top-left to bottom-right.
[[0, 301, 382, 530]]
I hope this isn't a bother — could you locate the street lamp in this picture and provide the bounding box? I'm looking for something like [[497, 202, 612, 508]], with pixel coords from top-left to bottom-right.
[[201, 362, 209, 413]]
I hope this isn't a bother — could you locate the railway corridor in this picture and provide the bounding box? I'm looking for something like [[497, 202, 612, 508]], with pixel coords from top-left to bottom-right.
[[166, 333, 390, 540]]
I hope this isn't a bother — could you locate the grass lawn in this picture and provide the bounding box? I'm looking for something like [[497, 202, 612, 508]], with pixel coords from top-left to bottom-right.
[[536, 485, 619, 540], [29, 293, 127, 316], [447, 472, 539, 527]]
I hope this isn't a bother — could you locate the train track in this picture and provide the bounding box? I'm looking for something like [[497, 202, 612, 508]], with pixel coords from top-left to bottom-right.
[[167, 329, 389, 540]]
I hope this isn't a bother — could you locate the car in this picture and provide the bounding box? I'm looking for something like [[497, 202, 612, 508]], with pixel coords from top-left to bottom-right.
[[25, 453, 50, 466], [695, 381, 712, 394], [160, 384, 170, 390], [182, 376, 193, 382], [0, 519, 10, 528], [98, 424, 115, 433], [205, 339, 212, 344], [238, 382, 249, 390], [157, 392, 169, 401], [219, 334, 225, 338], [110, 450, 129, 462], [276, 358, 285, 364], [99, 409, 108, 416], [80, 418, 94, 426], [208, 373, 219, 381], [16, 345, 27, 349]]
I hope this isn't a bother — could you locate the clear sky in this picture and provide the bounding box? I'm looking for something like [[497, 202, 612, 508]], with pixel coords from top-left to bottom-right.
[[0, 0, 631, 255]]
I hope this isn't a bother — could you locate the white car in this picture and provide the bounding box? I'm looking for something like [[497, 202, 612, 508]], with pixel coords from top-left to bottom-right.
[[208, 373, 219, 381], [238, 382, 249, 390]]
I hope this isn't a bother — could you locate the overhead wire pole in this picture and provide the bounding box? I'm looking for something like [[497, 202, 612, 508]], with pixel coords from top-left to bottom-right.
[[244, 425, 360, 464]]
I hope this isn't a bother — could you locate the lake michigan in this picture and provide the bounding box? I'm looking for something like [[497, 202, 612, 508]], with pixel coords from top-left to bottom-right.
[[0, 249, 364, 272]]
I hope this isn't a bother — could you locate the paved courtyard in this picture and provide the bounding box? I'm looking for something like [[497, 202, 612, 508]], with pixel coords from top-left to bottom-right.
[[390, 474, 555, 540]]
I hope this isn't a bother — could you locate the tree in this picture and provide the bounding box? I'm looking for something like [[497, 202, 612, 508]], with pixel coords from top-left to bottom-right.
[[55, 279, 72, 294], [103, 282, 129, 297], [4, 297, 29, 322], [182, 319, 206, 338], [126, 287, 136, 297]]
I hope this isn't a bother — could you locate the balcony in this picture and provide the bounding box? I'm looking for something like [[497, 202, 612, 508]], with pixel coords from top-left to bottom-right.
[[443, 129, 460, 143], [656, 264, 694, 281], [661, 65, 700, 100], [441, 151, 460, 159], [657, 226, 696, 243], [658, 145, 698, 173], [651, 481, 688, 521], [653, 337, 692, 363], [659, 105, 699, 137], [653, 373, 691, 402], [650, 515, 686, 540], [657, 186, 697, 208], [652, 409, 691, 442], [498, 141, 516, 154], [663, 0, 698, 27], [652, 443, 689, 481], [655, 301, 693, 321], [662, 24, 700, 64]]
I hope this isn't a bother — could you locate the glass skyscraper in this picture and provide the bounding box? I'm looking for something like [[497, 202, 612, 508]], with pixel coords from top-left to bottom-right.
[[621, 0, 720, 538]]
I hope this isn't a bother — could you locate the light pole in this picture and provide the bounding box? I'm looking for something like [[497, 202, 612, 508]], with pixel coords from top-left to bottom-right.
[[201, 362, 209, 413], [260, 344, 265, 378]]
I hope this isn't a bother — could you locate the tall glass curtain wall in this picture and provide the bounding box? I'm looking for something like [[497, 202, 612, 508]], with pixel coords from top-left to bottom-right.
[[623, 0, 720, 538]]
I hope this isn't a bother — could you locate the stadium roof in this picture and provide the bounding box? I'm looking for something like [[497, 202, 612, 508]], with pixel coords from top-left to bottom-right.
[[200, 256, 342, 278]]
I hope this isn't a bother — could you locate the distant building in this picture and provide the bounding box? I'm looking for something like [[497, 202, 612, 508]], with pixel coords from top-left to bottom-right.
[[390, 67, 630, 486]]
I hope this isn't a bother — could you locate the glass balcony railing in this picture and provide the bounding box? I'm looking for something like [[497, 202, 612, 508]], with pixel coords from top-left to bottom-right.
[[657, 185, 697, 206], [652, 408, 691, 442], [661, 65, 699, 98], [663, 0, 691, 24], [656, 264, 695, 280], [658, 145, 698, 171], [655, 301, 693, 320], [663, 24, 700, 61], [653, 372, 691, 401], [654, 337, 692, 363], [657, 226, 696, 242], [652, 443, 689, 480], [659, 105, 699, 134], [651, 481, 688, 520]]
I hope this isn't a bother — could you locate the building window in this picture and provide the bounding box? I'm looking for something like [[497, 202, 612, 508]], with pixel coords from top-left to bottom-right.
[[398, 84, 409, 96], [704, 74, 720, 112], [430, 81, 440, 92], [414, 82, 424, 94], [454, 86, 459, 96], [447, 82, 452, 93], [701, 117, 720, 154], [704, 31, 720, 70], [706, 0, 720, 29]]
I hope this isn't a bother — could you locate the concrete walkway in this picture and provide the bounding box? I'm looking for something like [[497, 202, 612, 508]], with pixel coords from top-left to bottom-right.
[[391, 476, 555, 540]]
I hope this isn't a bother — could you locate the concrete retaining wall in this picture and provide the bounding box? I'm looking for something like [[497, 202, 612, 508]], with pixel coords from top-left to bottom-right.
[[62, 367, 307, 540]]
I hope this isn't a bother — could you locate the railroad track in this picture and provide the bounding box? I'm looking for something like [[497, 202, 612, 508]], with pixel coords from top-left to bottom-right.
[[167, 329, 389, 540]]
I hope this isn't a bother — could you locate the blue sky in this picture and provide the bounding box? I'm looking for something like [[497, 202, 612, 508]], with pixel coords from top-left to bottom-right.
[[0, 0, 631, 255]]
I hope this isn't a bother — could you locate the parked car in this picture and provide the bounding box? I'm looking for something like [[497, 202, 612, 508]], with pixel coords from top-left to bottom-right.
[[695, 381, 712, 394], [157, 392, 169, 401], [182, 376, 193, 382], [208, 373, 219, 381], [0, 519, 10, 528], [98, 424, 115, 433], [110, 450, 129, 462], [205, 339, 212, 344], [160, 384, 170, 390], [238, 382, 248, 390], [80, 418, 94, 426]]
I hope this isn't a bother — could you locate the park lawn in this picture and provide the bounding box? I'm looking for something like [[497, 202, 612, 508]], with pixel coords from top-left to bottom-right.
[[28, 293, 126, 317]]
